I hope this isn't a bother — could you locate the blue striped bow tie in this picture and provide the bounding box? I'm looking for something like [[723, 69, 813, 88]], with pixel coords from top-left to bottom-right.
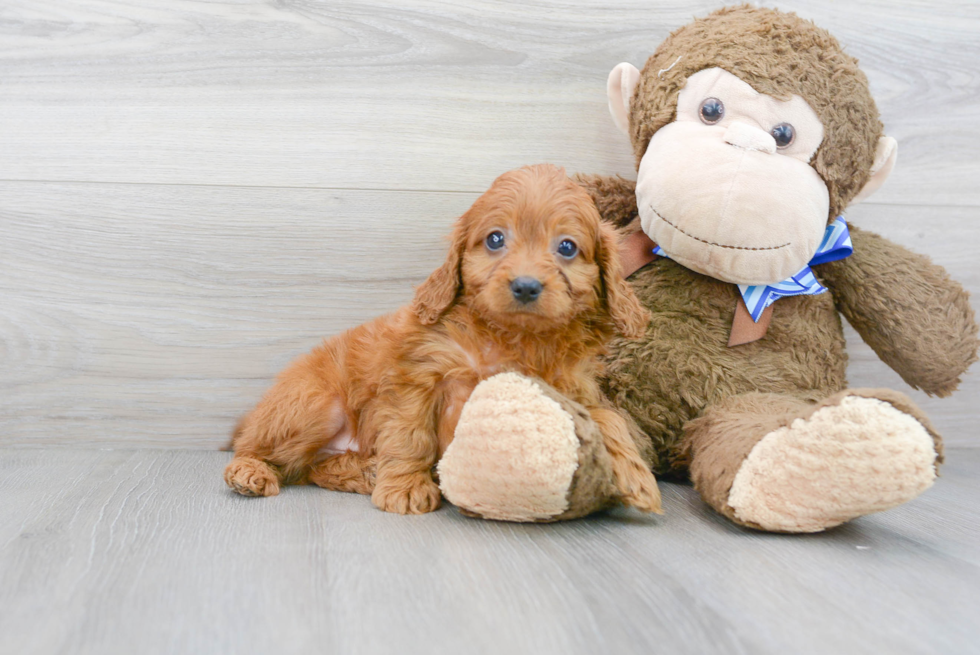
[[653, 216, 853, 322]]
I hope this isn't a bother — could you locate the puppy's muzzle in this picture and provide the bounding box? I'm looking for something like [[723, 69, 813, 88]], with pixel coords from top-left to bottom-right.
[[510, 277, 543, 304]]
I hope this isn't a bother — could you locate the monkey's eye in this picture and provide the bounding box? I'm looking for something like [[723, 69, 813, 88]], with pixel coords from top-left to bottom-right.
[[699, 97, 724, 124], [485, 230, 506, 251], [556, 239, 578, 259], [771, 123, 795, 148]]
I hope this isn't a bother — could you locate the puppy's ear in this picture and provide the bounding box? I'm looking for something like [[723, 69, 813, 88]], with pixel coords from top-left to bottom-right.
[[597, 221, 650, 339], [412, 215, 468, 325]]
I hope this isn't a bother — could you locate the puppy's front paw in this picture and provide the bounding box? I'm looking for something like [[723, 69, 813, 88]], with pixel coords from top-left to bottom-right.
[[372, 473, 442, 514], [614, 459, 662, 514], [224, 457, 280, 497]]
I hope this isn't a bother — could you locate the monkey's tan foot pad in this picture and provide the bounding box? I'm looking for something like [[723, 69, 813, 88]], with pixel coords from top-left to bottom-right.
[[438, 373, 617, 522], [727, 396, 938, 533]]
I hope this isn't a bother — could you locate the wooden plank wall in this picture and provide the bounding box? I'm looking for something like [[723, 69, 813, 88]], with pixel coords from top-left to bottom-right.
[[1, 0, 978, 448]]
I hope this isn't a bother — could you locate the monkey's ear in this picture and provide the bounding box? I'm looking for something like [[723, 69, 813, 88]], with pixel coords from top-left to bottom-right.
[[851, 136, 898, 205], [412, 217, 467, 325], [607, 63, 641, 136]]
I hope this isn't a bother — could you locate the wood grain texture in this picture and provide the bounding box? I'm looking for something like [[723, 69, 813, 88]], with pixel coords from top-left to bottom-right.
[[0, 0, 978, 204], [1, 183, 978, 448], [0, 182, 477, 447], [1, 447, 978, 655], [1, 0, 978, 449]]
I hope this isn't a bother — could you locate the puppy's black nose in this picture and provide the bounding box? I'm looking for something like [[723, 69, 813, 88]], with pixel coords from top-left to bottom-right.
[[510, 277, 543, 304]]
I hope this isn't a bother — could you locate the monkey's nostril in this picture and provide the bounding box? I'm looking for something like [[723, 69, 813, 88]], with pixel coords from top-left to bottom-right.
[[510, 277, 543, 304]]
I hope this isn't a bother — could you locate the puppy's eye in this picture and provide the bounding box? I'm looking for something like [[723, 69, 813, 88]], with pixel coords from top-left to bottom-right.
[[771, 123, 795, 148], [699, 97, 724, 124], [485, 231, 505, 251], [557, 239, 578, 259]]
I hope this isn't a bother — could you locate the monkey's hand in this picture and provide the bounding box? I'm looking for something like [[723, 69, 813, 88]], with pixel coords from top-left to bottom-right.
[[817, 224, 978, 397]]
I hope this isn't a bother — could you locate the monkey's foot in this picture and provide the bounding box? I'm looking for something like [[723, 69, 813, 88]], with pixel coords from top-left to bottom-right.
[[727, 395, 938, 532], [438, 373, 620, 522]]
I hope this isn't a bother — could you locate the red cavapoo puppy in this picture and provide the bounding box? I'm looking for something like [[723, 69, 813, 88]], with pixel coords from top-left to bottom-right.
[[224, 164, 661, 515]]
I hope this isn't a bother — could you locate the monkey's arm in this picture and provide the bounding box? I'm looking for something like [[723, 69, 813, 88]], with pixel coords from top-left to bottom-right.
[[818, 224, 978, 397], [574, 174, 639, 229]]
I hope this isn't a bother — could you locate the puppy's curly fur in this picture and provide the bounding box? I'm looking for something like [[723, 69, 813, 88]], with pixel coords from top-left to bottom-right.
[[224, 164, 660, 514]]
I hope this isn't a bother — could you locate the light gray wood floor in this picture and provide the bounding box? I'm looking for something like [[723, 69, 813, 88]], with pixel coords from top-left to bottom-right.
[[2, 446, 978, 655]]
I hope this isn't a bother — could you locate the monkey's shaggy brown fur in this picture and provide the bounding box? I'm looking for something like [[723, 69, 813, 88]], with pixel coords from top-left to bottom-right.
[[574, 6, 977, 529], [583, 177, 977, 477]]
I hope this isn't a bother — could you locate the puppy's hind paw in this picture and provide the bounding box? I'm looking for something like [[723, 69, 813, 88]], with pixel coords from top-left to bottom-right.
[[372, 474, 442, 514], [224, 457, 281, 497]]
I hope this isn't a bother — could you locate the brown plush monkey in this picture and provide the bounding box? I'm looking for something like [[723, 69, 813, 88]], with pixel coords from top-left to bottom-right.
[[440, 5, 978, 532]]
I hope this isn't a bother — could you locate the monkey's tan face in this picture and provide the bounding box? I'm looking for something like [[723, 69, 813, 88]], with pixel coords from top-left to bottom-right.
[[634, 68, 830, 285]]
